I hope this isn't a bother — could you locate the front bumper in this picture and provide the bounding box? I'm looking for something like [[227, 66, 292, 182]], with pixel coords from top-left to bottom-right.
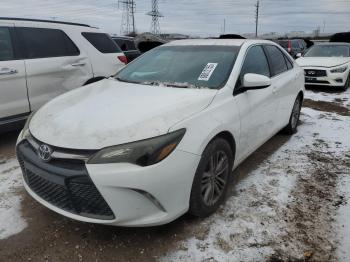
[[303, 67, 349, 87], [17, 138, 201, 227]]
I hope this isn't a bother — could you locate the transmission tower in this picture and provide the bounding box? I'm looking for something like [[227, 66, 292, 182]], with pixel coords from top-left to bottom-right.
[[119, 0, 136, 36], [147, 0, 163, 35]]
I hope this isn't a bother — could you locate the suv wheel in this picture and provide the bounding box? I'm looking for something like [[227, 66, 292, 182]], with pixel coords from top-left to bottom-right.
[[189, 138, 233, 217], [282, 95, 302, 135]]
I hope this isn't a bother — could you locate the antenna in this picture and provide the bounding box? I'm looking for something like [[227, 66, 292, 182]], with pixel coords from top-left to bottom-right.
[[147, 0, 163, 35], [119, 0, 136, 36]]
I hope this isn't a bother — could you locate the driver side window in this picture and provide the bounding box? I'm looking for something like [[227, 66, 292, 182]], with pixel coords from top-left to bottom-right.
[[236, 45, 270, 88]]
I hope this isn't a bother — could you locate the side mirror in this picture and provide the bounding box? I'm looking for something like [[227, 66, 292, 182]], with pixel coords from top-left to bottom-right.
[[243, 73, 271, 90], [296, 53, 302, 58]]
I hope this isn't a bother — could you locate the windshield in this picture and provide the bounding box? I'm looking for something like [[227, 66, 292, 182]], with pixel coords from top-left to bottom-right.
[[116, 45, 240, 89], [304, 45, 350, 57]]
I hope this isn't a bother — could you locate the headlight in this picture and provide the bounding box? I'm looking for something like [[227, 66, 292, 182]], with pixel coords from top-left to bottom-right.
[[88, 129, 186, 166], [330, 65, 348, 73], [20, 113, 34, 140]]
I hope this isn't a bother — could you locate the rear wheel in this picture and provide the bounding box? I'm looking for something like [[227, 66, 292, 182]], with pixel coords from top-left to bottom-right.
[[282, 95, 302, 135], [189, 138, 233, 217]]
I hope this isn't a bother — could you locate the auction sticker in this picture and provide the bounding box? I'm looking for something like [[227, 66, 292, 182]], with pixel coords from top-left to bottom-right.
[[198, 63, 218, 81]]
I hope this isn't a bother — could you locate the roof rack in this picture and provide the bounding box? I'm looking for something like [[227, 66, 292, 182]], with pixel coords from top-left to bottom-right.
[[0, 17, 91, 28]]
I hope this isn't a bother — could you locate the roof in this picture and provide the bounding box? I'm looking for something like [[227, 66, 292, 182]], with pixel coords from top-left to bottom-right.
[[316, 42, 350, 46], [164, 38, 273, 47], [0, 17, 91, 28]]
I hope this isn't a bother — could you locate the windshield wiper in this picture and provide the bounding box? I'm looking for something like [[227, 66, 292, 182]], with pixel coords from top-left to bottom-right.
[[115, 77, 141, 84]]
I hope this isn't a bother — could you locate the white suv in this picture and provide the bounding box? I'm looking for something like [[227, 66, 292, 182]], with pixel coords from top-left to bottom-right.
[[0, 17, 126, 133]]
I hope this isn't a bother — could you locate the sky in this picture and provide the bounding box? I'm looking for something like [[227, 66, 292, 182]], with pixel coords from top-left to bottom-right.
[[1, 0, 350, 37]]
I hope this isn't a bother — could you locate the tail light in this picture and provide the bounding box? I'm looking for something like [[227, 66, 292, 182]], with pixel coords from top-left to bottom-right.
[[287, 40, 292, 53], [118, 55, 128, 64]]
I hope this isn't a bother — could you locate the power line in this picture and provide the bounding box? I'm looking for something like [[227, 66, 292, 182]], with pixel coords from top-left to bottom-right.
[[147, 0, 163, 35]]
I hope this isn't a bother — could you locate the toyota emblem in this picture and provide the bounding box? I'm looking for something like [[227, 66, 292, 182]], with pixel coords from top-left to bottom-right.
[[309, 71, 315, 75], [38, 144, 53, 162]]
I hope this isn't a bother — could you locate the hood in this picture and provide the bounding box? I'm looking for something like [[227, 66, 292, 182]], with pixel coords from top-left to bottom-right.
[[30, 78, 216, 150], [296, 57, 350, 68]]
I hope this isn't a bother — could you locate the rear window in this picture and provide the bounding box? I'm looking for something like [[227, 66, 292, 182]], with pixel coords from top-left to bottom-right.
[[114, 38, 137, 52], [17, 27, 80, 59], [82, 32, 121, 53], [264, 45, 288, 76], [278, 40, 288, 48], [0, 27, 14, 61]]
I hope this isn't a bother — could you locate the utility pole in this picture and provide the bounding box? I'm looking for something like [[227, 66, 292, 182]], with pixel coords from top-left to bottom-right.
[[223, 18, 226, 34], [147, 0, 163, 35], [119, 0, 136, 36], [255, 0, 260, 38]]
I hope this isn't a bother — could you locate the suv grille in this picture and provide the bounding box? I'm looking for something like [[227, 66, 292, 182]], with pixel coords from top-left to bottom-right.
[[304, 69, 327, 77], [17, 141, 115, 220]]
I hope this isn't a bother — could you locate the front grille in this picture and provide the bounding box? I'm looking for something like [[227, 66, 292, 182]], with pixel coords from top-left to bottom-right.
[[305, 79, 330, 84], [17, 141, 115, 220], [304, 69, 327, 77]]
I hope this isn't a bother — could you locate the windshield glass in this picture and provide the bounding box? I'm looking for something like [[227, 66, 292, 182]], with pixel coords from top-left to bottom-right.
[[116, 45, 239, 89], [304, 45, 350, 57]]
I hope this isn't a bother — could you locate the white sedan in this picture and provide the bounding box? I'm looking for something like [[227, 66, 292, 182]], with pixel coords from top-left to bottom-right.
[[296, 43, 350, 91], [16, 39, 305, 226]]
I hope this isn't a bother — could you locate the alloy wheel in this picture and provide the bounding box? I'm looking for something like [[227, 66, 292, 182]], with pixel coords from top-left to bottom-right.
[[201, 150, 229, 206]]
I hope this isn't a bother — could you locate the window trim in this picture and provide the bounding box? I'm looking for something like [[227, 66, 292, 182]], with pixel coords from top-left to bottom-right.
[[16, 27, 80, 60]]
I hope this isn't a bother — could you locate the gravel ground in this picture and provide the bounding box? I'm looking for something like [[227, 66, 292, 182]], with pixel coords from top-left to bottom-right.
[[0, 86, 349, 262]]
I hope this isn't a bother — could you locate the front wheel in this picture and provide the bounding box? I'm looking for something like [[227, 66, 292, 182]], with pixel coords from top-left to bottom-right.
[[341, 73, 350, 91], [189, 138, 233, 217], [282, 95, 302, 135]]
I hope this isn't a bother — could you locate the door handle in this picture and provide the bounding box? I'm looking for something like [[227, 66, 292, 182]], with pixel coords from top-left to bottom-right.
[[71, 62, 86, 67], [272, 86, 278, 94], [0, 68, 18, 75]]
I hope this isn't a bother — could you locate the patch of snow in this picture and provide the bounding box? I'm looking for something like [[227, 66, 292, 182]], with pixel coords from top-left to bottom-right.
[[305, 88, 350, 107], [0, 157, 27, 239], [162, 106, 350, 261]]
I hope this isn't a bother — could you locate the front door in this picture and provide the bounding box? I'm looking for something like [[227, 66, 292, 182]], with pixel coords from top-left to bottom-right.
[[234, 45, 278, 161], [0, 25, 29, 119]]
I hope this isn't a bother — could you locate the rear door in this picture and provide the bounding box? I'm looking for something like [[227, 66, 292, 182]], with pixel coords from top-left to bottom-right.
[[263, 45, 297, 128], [234, 45, 278, 159], [17, 27, 93, 111], [0, 24, 29, 119]]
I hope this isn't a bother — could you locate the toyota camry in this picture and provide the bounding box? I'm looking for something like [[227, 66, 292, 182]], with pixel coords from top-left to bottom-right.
[[17, 39, 305, 226]]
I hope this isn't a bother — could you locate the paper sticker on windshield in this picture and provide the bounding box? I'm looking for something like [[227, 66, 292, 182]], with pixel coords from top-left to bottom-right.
[[198, 63, 218, 81]]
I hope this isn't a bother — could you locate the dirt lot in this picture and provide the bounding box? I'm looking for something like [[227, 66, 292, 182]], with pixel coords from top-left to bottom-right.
[[0, 87, 349, 262]]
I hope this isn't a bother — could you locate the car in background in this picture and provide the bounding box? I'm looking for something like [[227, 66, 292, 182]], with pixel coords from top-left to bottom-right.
[[112, 36, 141, 62], [17, 39, 304, 226], [296, 43, 350, 90], [0, 17, 127, 133], [277, 39, 308, 58], [330, 32, 350, 43]]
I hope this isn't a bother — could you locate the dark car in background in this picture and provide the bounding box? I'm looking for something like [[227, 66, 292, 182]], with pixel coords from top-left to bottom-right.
[[112, 36, 141, 63], [277, 39, 308, 58]]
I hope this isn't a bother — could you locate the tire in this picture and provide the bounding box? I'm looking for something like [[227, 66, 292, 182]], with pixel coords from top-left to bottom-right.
[[341, 73, 350, 91], [189, 138, 233, 217], [282, 95, 302, 135]]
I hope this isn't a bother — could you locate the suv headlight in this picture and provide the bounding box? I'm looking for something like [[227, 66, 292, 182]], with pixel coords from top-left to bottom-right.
[[88, 129, 186, 166], [330, 65, 348, 73]]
